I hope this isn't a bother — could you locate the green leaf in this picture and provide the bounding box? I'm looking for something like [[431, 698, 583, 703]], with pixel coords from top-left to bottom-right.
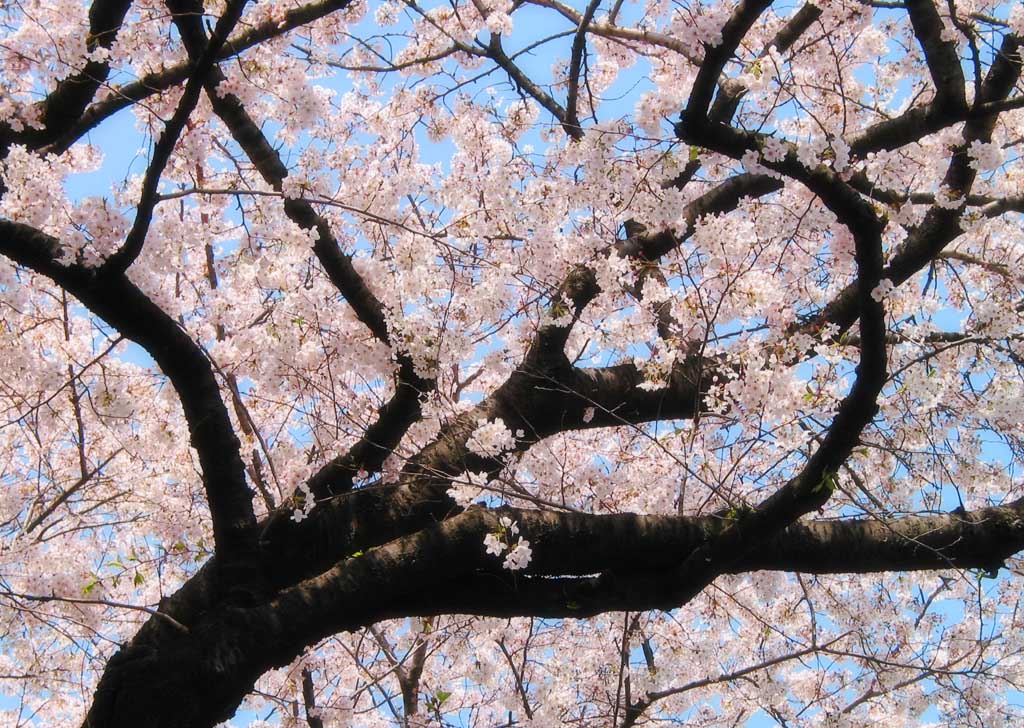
[[82, 578, 100, 596], [688, 146, 700, 162], [566, 601, 581, 610], [435, 691, 451, 705], [350, 550, 364, 558], [133, 570, 145, 586], [811, 471, 837, 495]]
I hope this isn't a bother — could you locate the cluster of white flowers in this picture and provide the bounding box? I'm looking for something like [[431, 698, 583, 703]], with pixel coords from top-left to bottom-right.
[[761, 136, 788, 163], [0, 144, 64, 231], [968, 140, 1005, 173], [374, 1, 400, 25], [467, 417, 519, 457], [1009, 3, 1024, 37], [828, 137, 851, 173], [870, 278, 895, 303], [741, 148, 781, 179], [290, 481, 315, 523], [484, 516, 533, 571], [449, 470, 491, 507], [934, 185, 965, 210], [635, 347, 680, 391], [485, 11, 513, 36]]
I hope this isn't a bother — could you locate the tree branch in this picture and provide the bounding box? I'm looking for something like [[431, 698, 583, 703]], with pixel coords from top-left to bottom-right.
[[0, 220, 258, 590]]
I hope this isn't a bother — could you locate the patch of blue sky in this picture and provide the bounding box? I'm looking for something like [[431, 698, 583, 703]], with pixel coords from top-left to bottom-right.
[[62, 104, 147, 203]]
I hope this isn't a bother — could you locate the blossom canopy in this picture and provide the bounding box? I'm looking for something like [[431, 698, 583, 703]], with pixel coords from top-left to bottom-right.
[[1, 0, 1024, 727]]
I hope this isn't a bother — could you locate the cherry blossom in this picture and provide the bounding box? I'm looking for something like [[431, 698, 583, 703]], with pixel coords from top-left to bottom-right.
[[0, 1, 1023, 727]]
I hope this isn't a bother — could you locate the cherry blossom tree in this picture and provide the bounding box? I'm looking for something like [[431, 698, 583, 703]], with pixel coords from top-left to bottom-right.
[[2, 0, 1024, 725]]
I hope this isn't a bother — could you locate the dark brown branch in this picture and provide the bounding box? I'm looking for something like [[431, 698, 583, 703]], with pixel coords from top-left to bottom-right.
[[42, 0, 361, 155], [392, 499, 1024, 620], [564, 0, 601, 138], [676, 32, 890, 606], [484, 34, 570, 130], [80, 492, 1024, 726], [171, 1, 385, 341], [0, 220, 258, 589], [531, 172, 782, 360], [0, 0, 132, 153], [101, 0, 250, 275], [300, 667, 325, 728], [904, 0, 967, 111], [684, 0, 773, 122]]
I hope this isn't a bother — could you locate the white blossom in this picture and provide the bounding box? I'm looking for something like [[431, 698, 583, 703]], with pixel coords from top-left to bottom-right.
[[870, 278, 895, 303], [467, 418, 517, 458], [502, 539, 533, 570]]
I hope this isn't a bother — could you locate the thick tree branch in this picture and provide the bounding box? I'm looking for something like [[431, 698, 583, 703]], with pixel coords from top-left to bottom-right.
[[0, 221, 258, 587], [0, 0, 133, 154], [41, 0, 361, 155], [904, 0, 967, 111], [684, 0, 773, 122], [393, 499, 1024, 620], [102, 0, 250, 275]]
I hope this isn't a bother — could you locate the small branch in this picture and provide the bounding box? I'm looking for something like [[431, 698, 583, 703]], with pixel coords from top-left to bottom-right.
[[102, 0, 251, 275], [301, 666, 325, 728], [2, 589, 190, 633], [24, 449, 125, 534], [564, 0, 601, 139]]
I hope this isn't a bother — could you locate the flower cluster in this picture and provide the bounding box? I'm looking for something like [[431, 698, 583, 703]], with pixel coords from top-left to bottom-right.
[[466, 417, 518, 458], [483, 516, 533, 571], [449, 470, 491, 507], [870, 278, 895, 303], [968, 140, 1005, 173]]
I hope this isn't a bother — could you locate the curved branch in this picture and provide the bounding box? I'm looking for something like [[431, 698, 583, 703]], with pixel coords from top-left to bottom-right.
[[42, 0, 362, 155], [0, 0, 133, 153], [102, 0, 251, 275], [0, 220, 258, 588]]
